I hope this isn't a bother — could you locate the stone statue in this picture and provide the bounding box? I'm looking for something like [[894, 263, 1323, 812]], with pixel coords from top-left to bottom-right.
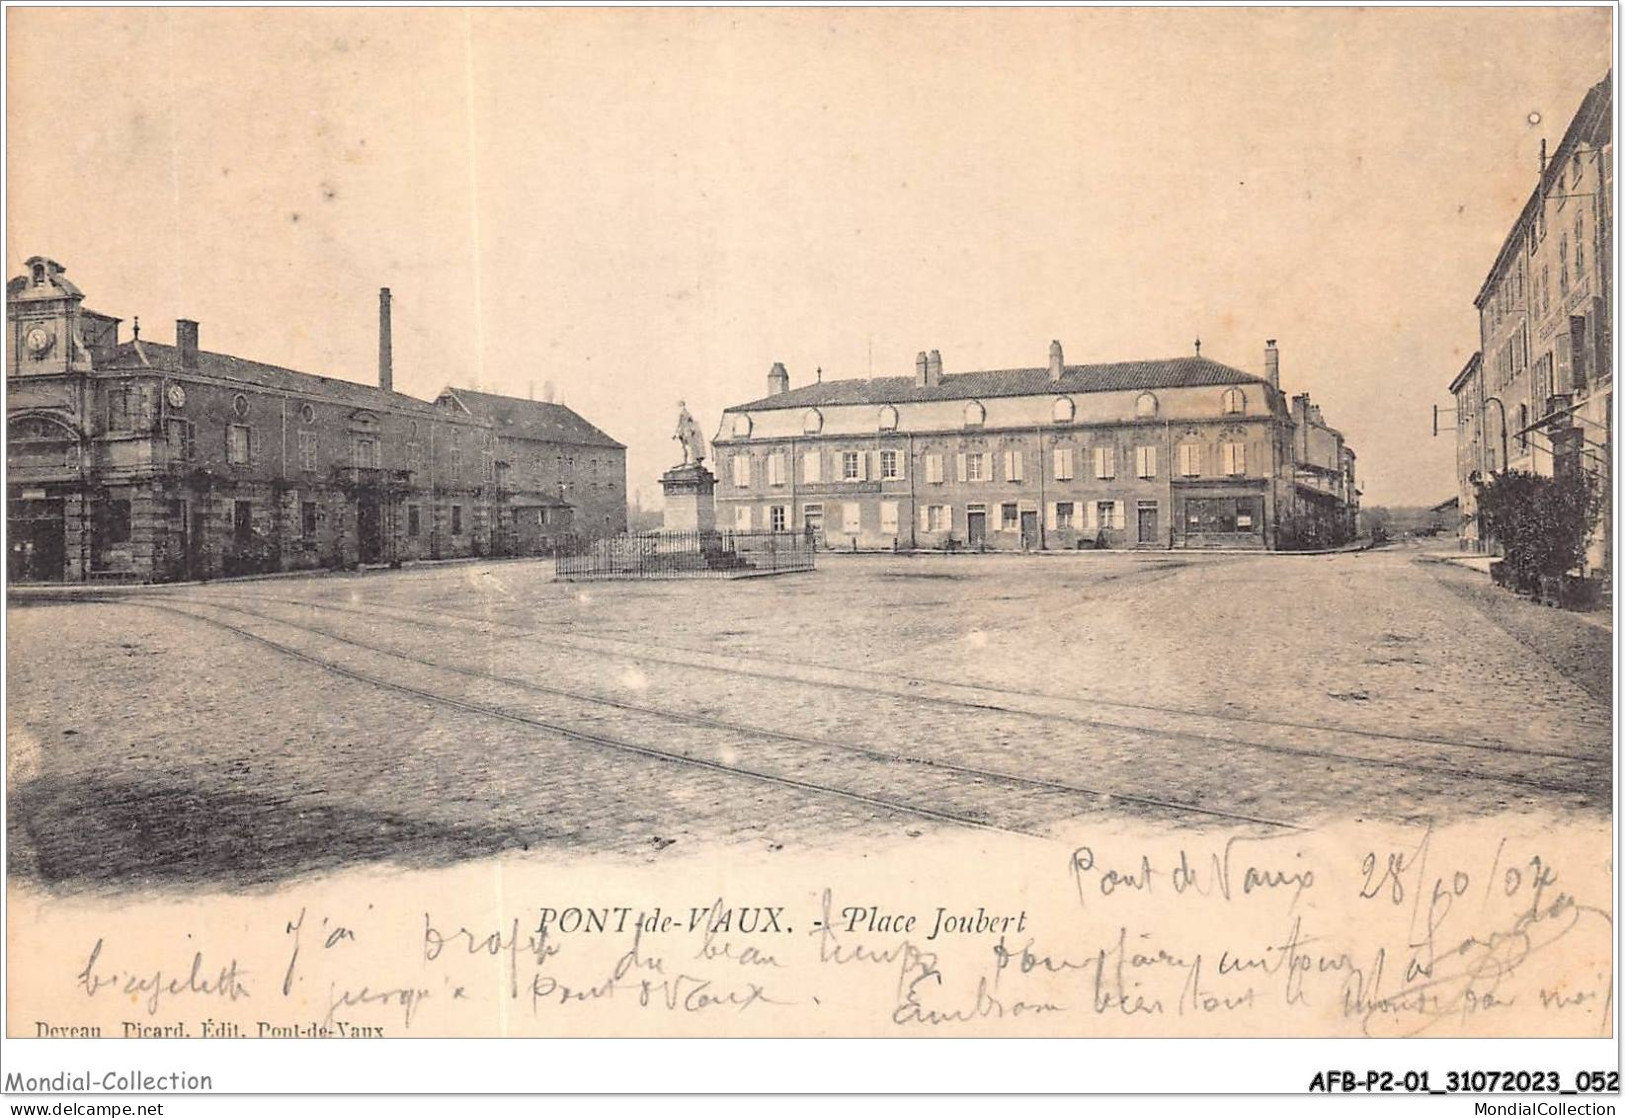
[[674, 400, 706, 467]]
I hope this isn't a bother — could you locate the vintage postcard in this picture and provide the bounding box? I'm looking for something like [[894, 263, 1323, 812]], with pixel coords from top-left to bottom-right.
[[3, 4, 1617, 1102]]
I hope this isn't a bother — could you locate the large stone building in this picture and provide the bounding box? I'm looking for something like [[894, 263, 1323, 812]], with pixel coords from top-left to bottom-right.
[[1451, 71, 1612, 575], [6, 258, 625, 583], [711, 339, 1358, 551]]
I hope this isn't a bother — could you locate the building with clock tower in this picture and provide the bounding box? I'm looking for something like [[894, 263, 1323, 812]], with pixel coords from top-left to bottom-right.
[[6, 257, 626, 583]]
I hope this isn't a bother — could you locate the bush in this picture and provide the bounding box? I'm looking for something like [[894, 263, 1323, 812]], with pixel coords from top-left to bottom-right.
[[1473, 469, 1600, 589]]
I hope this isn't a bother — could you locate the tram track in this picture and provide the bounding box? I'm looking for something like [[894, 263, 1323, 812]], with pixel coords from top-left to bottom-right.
[[184, 589, 1610, 799], [135, 597, 1310, 839]]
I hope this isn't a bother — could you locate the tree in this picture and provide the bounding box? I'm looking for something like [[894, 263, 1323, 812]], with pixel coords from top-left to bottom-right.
[[1472, 468, 1600, 589]]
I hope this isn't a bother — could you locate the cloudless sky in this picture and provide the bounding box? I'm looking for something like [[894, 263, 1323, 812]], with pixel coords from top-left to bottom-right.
[[7, 7, 1613, 506]]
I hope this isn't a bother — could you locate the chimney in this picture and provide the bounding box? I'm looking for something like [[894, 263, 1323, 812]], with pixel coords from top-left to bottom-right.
[[1264, 339, 1279, 391], [378, 287, 393, 392], [1048, 339, 1064, 381], [176, 319, 199, 369], [926, 349, 942, 386], [768, 361, 789, 396], [915, 350, 929, 386]]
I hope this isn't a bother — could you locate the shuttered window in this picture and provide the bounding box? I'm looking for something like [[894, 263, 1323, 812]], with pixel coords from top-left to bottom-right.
[[925, 453, 944, 484], [842, 503, 861, 533], [1003, 449, 1024, 482], [1135, 445, 1157, 478], [1093, 446, 1116, 479], [1053, 447, 1074, 480], [803, 451, 822, 484], [1178, 443, 1202, 477], [880, 501, 898, 534], [1221, 442, 1247, 476]]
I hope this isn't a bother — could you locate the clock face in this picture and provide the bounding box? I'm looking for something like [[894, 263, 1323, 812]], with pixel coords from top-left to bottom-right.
[[23, 326, 52, 356], [166, 384, 187, 408]]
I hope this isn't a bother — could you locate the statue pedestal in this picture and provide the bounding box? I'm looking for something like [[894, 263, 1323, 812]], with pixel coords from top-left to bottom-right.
[[660, 463, 717, 534]]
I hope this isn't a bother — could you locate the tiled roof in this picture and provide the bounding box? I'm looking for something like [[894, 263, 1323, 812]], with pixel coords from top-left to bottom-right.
[[100, 340, 448, 417], [440, 386, 624, 449], [726, 356, 1266, 412]]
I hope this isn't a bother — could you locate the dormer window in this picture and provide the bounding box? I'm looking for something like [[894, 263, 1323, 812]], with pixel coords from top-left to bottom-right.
[[802, 408, 824, 435], [878, 405, 899, 432], [31, 262, 46, 285], [963, 400, 986, 428], [732, 413, 753, 438], [1051, 396, 1075, 424], [1221, 388, 1246, 415], [1136, 392, 1159, 418]]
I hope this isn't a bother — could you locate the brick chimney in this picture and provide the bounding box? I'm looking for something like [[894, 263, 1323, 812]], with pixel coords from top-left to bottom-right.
[[176, 319, 199, 369], [1048, 339, 1065, 381], [915, 350, 929, 386], [378, 288, 393, 392], [1265, 338, 1279, 391], [768, 361, 789, 396], [926, 349, 943, 386]]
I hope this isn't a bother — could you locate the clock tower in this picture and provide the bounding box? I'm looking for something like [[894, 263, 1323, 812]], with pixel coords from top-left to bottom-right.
[[6, 257, 121, 379]]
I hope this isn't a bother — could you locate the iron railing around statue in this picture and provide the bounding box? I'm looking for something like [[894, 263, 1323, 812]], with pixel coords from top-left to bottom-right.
[[554, 529, 815, 580]]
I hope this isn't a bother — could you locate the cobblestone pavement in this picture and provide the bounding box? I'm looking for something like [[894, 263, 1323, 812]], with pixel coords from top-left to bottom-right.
[[6, 545, 1611, 891]]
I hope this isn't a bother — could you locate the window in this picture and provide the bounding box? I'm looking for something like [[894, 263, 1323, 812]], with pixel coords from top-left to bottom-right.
[[299, 430, 318, 471], [1184, 496, 1262, 534], [352, 436, 381, 469], [1222, 442, 1247, 476], [228, 424, 252, 465], [963, 400, 986, 428], [301, 403, 316, 423], [1135, 392, 1158, 419], [449, 447, 462, 481], [1093, 445, 1116, 479], [107, 385, 142, 432], [1001, 503, 1019, 531], [732, 454, 751, 487], [93, 497, 132, 549], [878, 405, 899, 431], [1053, 446, 1074, 480], [451, 505, 464, 534], [1560, 235, 1570, 294], [1575, 212, 1586, 277], [1517, 404, 1529, 451], [925, 453, 944, 484], [1135, 445, 1157, 479], [926, 505, 947, 532], [1094, 501, 1121, 530], [880, 449, 900, 479], [803, 451, 822, 484], [232, 394, 250, 418], [1221, 388, 1246, 415], [1051, 396, 1075, 424], [803, 409, 824, 435], [770, 505, 787, 532], [880, 501, 899, 534], [407, 505, 420, 537], [732, 413, 753, 438], [736, 506, 752, 530], [842, 502, 861, 534], [1003, 448, 1024, 482], [1178, 442, 1202, 477], [767, 453, 786, 486], [302, 501, 318, 538], [842, 451, 861, 480], [1055, 502, 1075, 530], [964, 452, 985, 482], [165, 418, 195, 462]]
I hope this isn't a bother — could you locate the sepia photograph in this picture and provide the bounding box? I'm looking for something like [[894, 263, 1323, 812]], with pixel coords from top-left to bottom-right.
[[2, 3, 1617, 1106]]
